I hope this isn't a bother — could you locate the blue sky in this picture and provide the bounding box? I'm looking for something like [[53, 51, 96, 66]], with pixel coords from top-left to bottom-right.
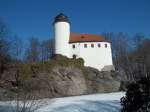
[[0, 0, 150, 41]]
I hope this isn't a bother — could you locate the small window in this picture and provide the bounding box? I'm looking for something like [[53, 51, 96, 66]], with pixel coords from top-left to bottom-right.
[[91, 44, 94, 48], [84, 44, 87, 48], [105, 44, 107, 48], [98, 43, 101, 48], [72, 54, 77, 59], [72, 44, 75, 49]]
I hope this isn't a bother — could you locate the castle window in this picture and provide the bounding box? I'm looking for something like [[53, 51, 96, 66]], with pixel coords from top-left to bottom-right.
[[72, 54, 77, 59], [84, 44, 87, 48], [91, 44, 94, 48], [72, 44, 75, 49], [105, 44, 107, 48], [98, 43, 101, 48]]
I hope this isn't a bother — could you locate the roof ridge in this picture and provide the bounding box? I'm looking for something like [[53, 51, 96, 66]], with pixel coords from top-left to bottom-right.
[[71, 32, 102, 36]]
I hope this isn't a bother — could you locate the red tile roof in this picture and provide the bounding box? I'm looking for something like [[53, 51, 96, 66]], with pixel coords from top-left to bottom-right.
[[69, 33, 106, 43]]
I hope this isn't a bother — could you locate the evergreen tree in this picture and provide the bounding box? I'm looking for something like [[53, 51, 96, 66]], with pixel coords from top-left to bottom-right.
[[121, 77, 150, 112]]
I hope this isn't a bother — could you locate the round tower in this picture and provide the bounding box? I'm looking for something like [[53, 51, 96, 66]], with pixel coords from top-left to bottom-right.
[[53, 13, 70, 57]]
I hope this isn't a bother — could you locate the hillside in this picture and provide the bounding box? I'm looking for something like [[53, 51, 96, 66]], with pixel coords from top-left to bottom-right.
[[0, 55, 121, 100]]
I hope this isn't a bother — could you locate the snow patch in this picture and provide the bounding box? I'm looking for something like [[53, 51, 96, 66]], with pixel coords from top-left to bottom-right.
[[0, 92, 125, 112]]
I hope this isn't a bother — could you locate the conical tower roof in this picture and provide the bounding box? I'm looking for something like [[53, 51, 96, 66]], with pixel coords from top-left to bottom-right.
[[54, 13, 70, 24]]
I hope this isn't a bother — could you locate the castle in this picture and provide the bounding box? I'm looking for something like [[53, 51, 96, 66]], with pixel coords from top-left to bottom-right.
[[53, 13, 114, 71]]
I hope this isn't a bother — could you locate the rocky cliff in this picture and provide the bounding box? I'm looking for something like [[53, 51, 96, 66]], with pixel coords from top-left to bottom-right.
[[45, 66, 121, 97], [0, 55, 121, 100]]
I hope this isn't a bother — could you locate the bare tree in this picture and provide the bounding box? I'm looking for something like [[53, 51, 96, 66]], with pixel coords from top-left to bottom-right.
[[24, 37, 40, 62], [0, 19, 10, 76], [6, 62, 45, 112], [132, 34, 150, 78], [11, 91, 44, 112], [11, 35, 23, 60], [103, 32, 142, 81], [40, 39, 53, 61]]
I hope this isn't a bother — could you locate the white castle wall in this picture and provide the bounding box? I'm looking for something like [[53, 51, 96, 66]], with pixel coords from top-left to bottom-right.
[[70, 42, 113, 71], [54, 22, 70, 57], [69, 43, 80, 58]]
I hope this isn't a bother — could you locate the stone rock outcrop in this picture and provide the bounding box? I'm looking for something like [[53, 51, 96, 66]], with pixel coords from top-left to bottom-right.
[[37, 66, 121, 97], [85, 67, 120, 93], [48, 66, 87, 96], [0, 57, 121, 99]]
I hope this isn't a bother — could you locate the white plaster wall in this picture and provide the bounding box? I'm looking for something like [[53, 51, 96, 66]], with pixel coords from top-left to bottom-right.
[[70, 42, 113, 71], [54, 22, 70, 57], [69, 43, 80, 58]]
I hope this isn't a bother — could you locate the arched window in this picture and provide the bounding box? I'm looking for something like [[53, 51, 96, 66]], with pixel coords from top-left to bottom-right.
[[98, 43, 101, 48], [105, 44, 107, 48], [72, 44, 75, 49], [91, 44, 94, 48], [84, 44, 87, 48], [72, 54, 77, 59]]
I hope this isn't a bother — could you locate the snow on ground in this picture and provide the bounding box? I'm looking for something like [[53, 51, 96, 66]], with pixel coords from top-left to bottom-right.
[[0, 92, 125, 112]]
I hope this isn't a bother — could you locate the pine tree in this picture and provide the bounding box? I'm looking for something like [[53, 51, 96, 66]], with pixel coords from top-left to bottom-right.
[[121, 77, 150, 112]]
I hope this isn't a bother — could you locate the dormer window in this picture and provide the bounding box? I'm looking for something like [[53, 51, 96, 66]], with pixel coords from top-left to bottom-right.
[[91, 44, 94, 48], [72, 44, 75, 49]]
